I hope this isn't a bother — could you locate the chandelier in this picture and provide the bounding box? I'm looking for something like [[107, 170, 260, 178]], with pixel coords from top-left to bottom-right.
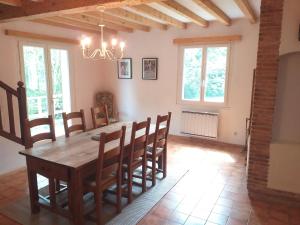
[[80, 6, 125, 60]]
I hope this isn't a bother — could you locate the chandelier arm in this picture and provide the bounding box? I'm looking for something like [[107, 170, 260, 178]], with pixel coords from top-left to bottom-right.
[[106, 50, 115, 61], [80, 7, 125, 61]]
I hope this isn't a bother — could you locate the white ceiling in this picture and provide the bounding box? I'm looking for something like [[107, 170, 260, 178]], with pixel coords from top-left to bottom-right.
[[126, 0, 261, 24]]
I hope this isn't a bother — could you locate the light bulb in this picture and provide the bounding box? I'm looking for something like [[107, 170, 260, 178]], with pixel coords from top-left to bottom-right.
[[102, 41, 107, 50], [80, 37, 91, 49], [111, 38, 118, 47], [120, 41, 125, 51]]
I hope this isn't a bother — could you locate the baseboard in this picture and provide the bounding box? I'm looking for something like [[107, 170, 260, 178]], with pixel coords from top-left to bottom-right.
[[249, 189, 300, 207], [168, 134, 245, 150], [0, 167, 26, 179]]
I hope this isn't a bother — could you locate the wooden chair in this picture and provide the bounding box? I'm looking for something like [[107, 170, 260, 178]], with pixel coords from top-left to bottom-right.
[[24, 115, 64, 206], [95, 92, 119, 123], [62, 109, 86, 137], [123, 118, 151, 204], [24, 115, 56, 149], [91, 105, 109, 129], [147, 112, 171, 186], [83, 126, 126, 225]]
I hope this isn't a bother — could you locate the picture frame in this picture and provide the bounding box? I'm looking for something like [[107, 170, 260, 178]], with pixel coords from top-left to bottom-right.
[[142, 58, 158, 80], [117, 58, 132, 79]]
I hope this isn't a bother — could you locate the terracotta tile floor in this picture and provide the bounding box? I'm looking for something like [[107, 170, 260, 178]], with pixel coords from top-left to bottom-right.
[[1, 137, 300, 225]]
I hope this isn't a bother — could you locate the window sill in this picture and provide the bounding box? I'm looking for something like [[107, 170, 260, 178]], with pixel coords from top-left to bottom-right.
[[176, 100, 231, 110]]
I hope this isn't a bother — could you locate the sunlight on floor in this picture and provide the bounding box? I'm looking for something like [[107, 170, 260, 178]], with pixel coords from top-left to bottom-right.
[[206, 151, 236, 164]]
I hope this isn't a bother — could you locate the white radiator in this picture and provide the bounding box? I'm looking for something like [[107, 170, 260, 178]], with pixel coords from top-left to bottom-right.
[[181, 111, 219, 138]]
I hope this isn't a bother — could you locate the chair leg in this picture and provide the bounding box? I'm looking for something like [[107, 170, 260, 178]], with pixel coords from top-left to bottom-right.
[[116, 173, 122, 213], [151, 157, 156, 186], [95, 191, 103, 225], [127, 165, 133, 204], [142, 156, 147, 193], [158, 156, 163, 170], [163, 149, 167, 178], [121, 167, 126, 185]]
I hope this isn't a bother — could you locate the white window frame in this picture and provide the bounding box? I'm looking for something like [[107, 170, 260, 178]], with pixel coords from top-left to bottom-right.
[[177, 43, 231, 107], [18, 40, 76, 114]]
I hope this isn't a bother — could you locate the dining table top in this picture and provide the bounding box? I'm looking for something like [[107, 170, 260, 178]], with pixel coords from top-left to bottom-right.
[[19, 121, 157, 169]]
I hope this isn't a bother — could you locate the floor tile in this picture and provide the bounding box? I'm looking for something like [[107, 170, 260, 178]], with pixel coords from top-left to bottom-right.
[[184, 216, 206, 225], [207, 213, 228, 225], [167, 211, 189, 224], [1, 138, 300, 225]]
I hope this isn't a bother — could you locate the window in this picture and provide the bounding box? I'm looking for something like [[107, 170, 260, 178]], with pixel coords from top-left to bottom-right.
[[20, 42, 72, 136], [179, 44, 230, 105]]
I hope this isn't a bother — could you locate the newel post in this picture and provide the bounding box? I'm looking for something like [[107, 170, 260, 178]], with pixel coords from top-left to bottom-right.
[[17, 81, 28, 146]]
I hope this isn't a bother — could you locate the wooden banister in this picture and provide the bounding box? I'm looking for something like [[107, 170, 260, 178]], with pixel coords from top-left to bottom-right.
[[7, 92, 15, 135], [0, 81, 18, 96], [0, 80, 28, 146], [17, 81, 27, 145]]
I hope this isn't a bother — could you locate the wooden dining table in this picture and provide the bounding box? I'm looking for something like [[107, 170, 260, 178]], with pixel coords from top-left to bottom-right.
[[19, 121, 159, 225]]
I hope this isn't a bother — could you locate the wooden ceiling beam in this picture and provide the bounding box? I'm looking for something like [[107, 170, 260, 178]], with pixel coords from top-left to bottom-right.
[[86, 12, 151, 32], [157, 0, 208, 27], [173, 35, 242, 45], [0, 0, 21, 7], [45, 16, 118, 35], [105, 8, 168, 30], [5, 29, 79, 44], [63, 14, 134, 33], [0, 0, 164, 22], [233, 0, 256, 23], [131, 4, 187, 29], [192, 0, 231, 26], [32, 18, 102, 35]]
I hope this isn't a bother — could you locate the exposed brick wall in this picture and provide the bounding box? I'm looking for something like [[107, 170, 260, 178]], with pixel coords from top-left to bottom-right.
[[248, 0, 300, 204]]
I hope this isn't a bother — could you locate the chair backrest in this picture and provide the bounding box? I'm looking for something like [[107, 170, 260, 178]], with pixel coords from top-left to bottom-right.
[[62, 109, 86, 137], [129, 118, 151, 161], [24, 115, 56, 149], [95, 92, 114, 118], [152, 112, 172, 155], [96, 126, 126, 186], [91, 105, 109, 129]]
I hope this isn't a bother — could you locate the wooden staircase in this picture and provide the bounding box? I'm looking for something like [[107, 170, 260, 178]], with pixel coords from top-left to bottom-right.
[[0, 81, 27, 146]]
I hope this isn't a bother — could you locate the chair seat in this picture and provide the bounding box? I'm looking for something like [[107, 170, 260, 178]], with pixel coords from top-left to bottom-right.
[[123, 158, 143, 170], [84, 174, 117, 192], [109, 117, 119, 124], [146, 146, 164, 156]]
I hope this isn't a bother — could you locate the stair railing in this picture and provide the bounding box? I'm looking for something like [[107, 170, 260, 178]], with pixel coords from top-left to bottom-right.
[[0, 81, 27, 146]]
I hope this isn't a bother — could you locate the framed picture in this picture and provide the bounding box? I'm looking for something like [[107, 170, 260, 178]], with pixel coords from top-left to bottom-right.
[[142, 58, 158, 80], [118, 58, 132, 79]]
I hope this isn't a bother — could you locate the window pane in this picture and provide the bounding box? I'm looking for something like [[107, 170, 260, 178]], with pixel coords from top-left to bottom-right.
[[182, 48, 202, 101], [50, 49, 71, 136], [204, 47, 228, 103], [23, 46, 49, 136], [23, 46, 49, 120]]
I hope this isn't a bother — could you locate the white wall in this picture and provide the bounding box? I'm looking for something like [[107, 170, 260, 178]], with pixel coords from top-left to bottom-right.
[[272, 52, 300, 142], [102, 19, 259, 145], [268, 142, 300, 194], [0, 21, 105, 175], [280, 0, 300, 55], [0, 18, 260, 175]]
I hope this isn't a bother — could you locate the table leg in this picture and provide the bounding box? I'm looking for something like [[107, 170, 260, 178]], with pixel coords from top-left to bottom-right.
[[69, 168, 84, 225], [26, 158, 40, 214]]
